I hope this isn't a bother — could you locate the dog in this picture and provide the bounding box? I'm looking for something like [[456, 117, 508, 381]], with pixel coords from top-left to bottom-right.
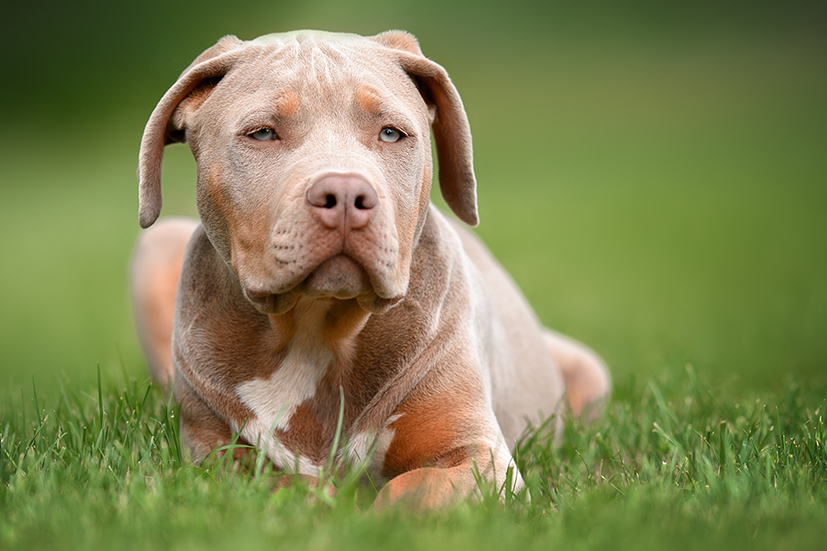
[[130, 30, 610, 510]]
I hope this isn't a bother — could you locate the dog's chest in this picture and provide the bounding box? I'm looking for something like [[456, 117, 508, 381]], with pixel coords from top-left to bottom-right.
[[232, 313, 334, 469], [236, 333, 333, 433], [232, 338, 396, 479], [228, 301, 393, 477]]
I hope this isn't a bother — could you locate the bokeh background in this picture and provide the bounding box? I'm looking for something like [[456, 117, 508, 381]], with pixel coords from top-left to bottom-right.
[[1, 0, 825, 401]]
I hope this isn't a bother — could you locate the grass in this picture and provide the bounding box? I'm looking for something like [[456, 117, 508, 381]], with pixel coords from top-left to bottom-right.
[[2, 368, 825, 550], [2, 2, 827, 549]]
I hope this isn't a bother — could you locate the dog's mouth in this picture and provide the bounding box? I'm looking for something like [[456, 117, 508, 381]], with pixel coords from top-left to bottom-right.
[[303, 254, 370, 299], [243, 254, 402, 315]]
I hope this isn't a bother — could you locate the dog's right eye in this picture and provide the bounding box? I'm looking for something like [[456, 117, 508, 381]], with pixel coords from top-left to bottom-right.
[[249, 128, 278, 141]]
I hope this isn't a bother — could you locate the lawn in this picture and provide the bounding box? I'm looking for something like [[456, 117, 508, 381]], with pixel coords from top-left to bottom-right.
[[1, 1, 826, 549]]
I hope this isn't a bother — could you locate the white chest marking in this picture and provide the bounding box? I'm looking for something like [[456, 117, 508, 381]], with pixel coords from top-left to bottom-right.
[[234, 303, 334, 475]]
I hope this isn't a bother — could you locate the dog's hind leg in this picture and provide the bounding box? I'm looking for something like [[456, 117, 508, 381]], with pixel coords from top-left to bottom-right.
[[542, 330, 611, 422], [130, 217, 199, 389]]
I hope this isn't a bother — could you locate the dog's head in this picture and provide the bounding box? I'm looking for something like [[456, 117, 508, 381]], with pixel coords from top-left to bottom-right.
[[138, 31, 476, 314]]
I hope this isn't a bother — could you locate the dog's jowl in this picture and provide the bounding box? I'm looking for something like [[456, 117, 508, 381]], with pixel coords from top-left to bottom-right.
[[130, 30, 611, 510]]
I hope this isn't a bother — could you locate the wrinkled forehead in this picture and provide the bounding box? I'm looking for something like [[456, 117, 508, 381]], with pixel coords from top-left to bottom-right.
[[250, 32, 387, 81], [219, 33, 425, 118]]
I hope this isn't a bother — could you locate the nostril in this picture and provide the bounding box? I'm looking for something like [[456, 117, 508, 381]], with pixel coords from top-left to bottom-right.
[[306, 174, 377, 228]]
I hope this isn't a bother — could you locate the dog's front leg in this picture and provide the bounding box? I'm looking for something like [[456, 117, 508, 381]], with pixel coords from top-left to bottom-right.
[[373, 439, 523, 512], [373, 453, 523, 512], [373, 464, 480, 512], [175, 367, 251, 466]]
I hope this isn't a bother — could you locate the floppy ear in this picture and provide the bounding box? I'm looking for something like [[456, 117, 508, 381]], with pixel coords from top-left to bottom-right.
[[138, 35, 244, 228], [373, 31, 479, 226]]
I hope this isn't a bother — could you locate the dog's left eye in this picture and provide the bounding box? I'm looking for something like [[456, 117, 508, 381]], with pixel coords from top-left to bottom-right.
[[249, 128, 278, 141], [379, 127, 403, 143]]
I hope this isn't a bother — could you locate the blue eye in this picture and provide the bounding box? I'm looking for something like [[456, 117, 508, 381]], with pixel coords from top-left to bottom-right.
[[250, 128, 278, 141], [379, 127, 403, 143]]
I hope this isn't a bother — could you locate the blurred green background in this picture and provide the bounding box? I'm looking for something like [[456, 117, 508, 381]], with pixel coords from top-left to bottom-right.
[[1, 0, 825, 400]]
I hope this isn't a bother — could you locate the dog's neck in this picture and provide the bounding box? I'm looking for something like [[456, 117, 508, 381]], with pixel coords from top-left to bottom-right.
[[267, 296, 370, 361]]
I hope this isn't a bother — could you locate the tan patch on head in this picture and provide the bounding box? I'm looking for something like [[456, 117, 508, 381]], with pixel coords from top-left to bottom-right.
[[274, 89, 301, 118], [201, 165, 270, 282], [355, 85, 382, 115]]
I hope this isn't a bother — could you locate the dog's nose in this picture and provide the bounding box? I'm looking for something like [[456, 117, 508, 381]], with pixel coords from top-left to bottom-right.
[[306, 175, 378, 230]]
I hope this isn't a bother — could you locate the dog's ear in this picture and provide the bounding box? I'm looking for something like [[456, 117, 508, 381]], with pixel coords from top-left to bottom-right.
[[373, 31, 479, 226], [138, 35, 244, 228]]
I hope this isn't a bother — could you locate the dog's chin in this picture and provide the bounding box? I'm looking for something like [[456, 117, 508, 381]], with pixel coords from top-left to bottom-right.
[[303, 255, 370, 299], [245, 255, 403, 316]]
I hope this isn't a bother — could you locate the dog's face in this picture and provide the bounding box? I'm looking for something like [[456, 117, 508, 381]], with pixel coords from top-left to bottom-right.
[[138, 31, 478, 315], [187, 34, 433, 314]]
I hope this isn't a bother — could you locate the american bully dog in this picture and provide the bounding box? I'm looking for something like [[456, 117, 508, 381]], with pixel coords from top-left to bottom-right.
[[130, 30, 610, 510]]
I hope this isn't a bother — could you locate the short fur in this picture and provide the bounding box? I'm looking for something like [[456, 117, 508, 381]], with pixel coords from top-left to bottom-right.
[[131, 30, 611, 510]]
